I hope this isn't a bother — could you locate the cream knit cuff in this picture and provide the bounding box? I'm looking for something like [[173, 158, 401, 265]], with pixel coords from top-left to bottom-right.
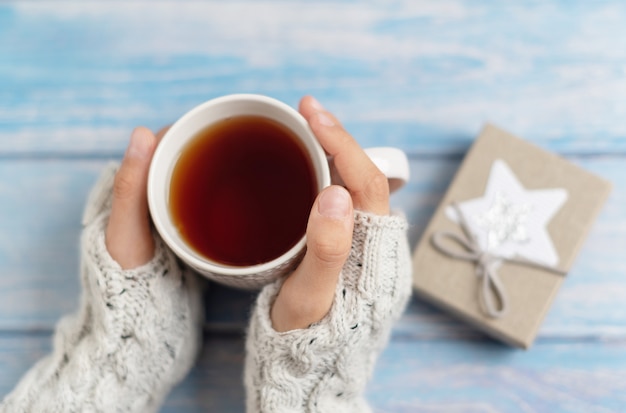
[[244, 211, 412, 413], [0, 163, 204, 413]]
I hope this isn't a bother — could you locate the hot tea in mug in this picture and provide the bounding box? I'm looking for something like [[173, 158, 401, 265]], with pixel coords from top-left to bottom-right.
[[148, 94, 409, 289], [169, 115, 317, 266]]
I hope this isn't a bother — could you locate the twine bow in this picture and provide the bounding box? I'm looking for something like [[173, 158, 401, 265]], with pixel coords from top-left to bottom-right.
[[430, 202, 567, 318]]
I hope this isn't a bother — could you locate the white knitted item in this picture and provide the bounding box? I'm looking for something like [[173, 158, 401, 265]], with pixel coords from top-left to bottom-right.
[[0, 163, 204, 413], [244, 211, 412, 413]]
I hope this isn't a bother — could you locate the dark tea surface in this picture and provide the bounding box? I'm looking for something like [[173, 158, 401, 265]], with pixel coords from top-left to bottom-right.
[[169, 115, 317, 266]]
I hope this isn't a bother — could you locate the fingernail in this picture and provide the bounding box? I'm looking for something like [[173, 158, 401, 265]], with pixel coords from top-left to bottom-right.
[[318, 186, 351, 220], [127, 128, 152, 159], [309, 96, 324, 110], [316, 111, 335, 127]]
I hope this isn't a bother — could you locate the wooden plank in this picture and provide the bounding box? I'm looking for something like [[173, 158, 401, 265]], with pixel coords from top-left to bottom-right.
[[0, 157, 623, 341], [368, 338, 626, 413], [0, 160, 101, 329], [1, 1, 626, 156], [1, 334, 625, 412], [1, 1, 625, 411]]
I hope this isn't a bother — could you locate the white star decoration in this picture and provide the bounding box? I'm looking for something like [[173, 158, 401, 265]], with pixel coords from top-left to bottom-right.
[[445, 159, 568, 266], [476, 191, 531, 250]]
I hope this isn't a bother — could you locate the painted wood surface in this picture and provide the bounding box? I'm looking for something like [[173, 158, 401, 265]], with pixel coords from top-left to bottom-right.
[[1, 1, 625, 411], [2, 334, 625, 413]]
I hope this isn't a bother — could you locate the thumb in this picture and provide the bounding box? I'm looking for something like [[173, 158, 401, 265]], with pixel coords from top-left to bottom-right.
[[105, 127, 157, 269], [271, 185, 354, 332]]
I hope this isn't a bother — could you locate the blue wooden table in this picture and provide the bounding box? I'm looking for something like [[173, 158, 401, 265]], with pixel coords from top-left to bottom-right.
[[1, 1, 625, 411]]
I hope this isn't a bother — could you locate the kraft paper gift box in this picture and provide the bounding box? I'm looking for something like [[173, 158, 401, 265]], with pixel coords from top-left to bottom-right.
[[412, 124, 611, 349]]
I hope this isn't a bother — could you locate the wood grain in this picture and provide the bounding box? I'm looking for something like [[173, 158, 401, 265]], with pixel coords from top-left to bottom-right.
[[1, 334, 625, 412], [1, 0, 625, 410], [0, 158, 622, 339], [1, 2, 626, 156]]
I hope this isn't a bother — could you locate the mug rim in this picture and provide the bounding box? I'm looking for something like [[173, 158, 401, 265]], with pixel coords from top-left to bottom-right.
[[147, 93, 331, 277]]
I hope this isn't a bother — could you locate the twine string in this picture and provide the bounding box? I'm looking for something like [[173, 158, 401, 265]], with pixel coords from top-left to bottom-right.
[[430, 202, 567, 318]]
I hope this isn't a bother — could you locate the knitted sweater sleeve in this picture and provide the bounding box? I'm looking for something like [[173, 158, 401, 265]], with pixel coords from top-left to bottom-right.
[[244, 211, 412, 413], [0, 163, 204, 413]]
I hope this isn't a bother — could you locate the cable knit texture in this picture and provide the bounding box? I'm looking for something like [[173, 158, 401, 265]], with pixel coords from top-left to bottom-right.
[[244, 211, 412, 413], [0, 163, 204, 413], [1, 163, 412, 413]]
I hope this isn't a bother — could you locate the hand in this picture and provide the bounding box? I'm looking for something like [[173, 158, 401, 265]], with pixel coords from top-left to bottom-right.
[[270, 96, 390, 332], [105, 126, 169, 269]]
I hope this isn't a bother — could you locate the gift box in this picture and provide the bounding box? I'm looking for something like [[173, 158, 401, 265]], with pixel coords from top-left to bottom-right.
[[412, 124, 611, 349]]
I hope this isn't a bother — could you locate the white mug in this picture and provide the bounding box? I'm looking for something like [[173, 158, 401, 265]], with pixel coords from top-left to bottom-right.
[[147, 94, 409, 289]]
